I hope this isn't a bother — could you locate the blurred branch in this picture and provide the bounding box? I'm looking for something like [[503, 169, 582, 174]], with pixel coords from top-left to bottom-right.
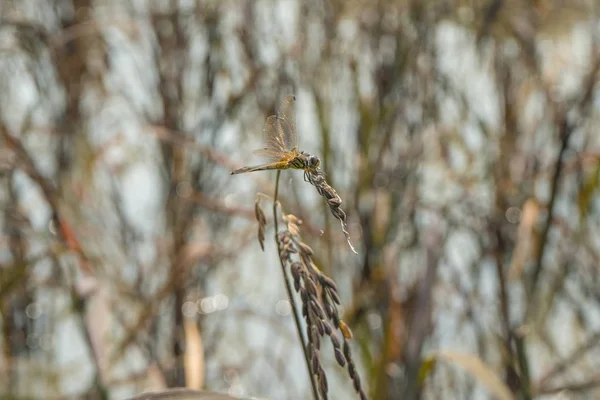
[[0, 125, 91, 274], [430, 350, 513, 400], [186, 191, 254, 220], [400, 229, 442, 399], [536, 376, 600, 396], [527, 55, 600, 306], [536, 330, 600, 390]]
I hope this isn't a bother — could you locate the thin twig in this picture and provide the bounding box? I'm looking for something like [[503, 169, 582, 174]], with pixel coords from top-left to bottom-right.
[[527, 116, 571, 297], [526, 56, 600, 303], [537, 331, 600, 388], [273, 170, 320, 400], [536, 376, 600, 396]]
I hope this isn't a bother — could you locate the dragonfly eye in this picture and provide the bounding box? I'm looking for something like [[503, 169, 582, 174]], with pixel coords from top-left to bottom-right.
[[309, 155, 320, 168]]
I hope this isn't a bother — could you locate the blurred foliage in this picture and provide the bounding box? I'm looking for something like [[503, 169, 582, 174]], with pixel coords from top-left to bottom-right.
[[0, 0, 599, 399]]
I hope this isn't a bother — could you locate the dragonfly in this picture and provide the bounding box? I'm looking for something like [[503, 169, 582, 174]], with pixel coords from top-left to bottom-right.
[[230, 95, 321, 176]]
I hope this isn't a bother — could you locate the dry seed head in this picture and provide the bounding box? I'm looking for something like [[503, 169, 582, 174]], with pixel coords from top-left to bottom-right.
[[254, 197, 267, 251], [330, 332, 340, 349], [275, 206, 367, 400], [320, 274, 338, 291], [298, 241, 314, 256], [305, 169, 358, 254], [331, 312, 341, 327], [319, 367, 328, 393], [348, 361, 356, 377], [316, 319, 325, 336], [307, 280, 318, 297], [312, 301, 325, 319], [288, 223, 300, 237], [299, 252, 313, 271], [312, 330, 320, 348], [254, 198, 267, 224], [311, 350, 320, 373], [283, 213, 301, 225], [283, 214, 302, 236], [334, 348, 346, 367], [308, 260, 322, 274], [311, 325, 320, 344], [322, 320, 332, 335], [325, 302, 338, 320], [277, 231, 297, 260], [300, 289, 308, 304], [291, 262, 302, 290], [257, 227, 265, 251], [353, 376, 362, 392], [339, 320, 354, 339], [328, 288, 342, 305], [327, 197, 342, 207], [343, 340, 352, 359]]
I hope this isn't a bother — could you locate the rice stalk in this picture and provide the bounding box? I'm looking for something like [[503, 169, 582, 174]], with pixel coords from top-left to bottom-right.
[[278, 213, 368, 400]]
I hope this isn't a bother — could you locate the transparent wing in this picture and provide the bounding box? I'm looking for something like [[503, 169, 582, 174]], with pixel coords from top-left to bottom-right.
[[256, 115, 288, 161], [253, 147, 287, 160], [253, 95, 298, 162], [276, 94, 297, 152]]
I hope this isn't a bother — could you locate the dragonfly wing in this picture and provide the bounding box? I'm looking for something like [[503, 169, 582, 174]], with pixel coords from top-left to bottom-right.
[[253, 95, 298, 163], [277, 95, 298, 152], [253, 147, 286, 161], [263, 115, 288, 155]]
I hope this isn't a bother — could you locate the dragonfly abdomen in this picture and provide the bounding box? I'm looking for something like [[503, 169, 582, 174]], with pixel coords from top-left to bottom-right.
[[230, 162, 291, 175], [230, 152, 320, 175]]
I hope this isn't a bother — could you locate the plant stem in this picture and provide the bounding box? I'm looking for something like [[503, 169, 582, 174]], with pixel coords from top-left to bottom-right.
[[273, 170, 320, 400]]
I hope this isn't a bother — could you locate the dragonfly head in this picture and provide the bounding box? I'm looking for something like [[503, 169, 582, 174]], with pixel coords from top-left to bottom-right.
[[308, 154, 320, 169]]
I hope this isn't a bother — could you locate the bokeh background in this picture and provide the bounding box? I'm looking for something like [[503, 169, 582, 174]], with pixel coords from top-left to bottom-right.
[[1, 0, 600, 399]]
